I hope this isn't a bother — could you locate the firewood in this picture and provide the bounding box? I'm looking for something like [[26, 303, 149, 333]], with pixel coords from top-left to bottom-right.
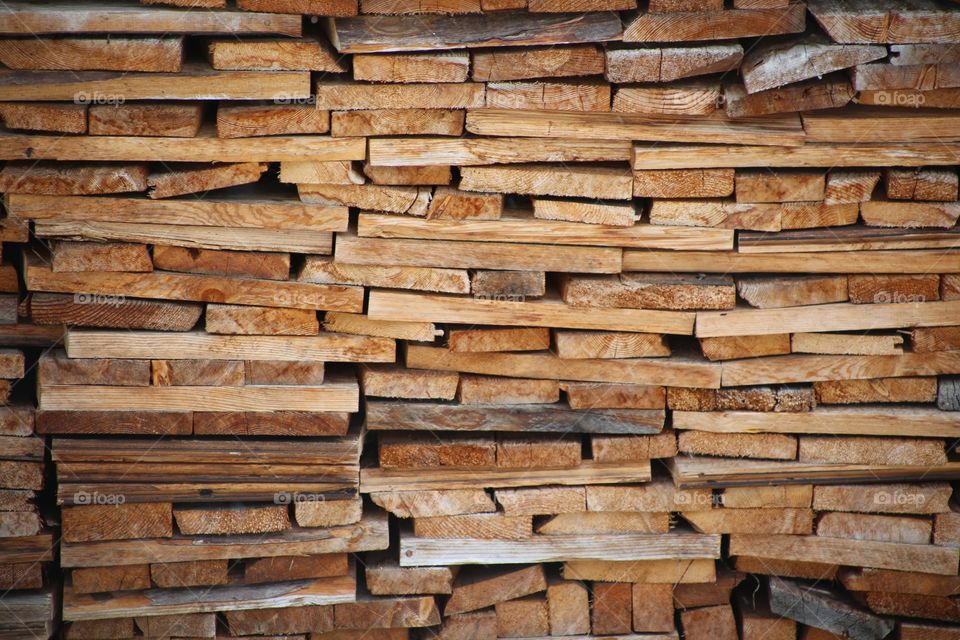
[[89, 103, 203, 137], [153, 245, 291, 280], [301, 257, 470, 294], [0, 162, 148, 195], [51, 241, 152, 273], [487, 81, 611, 111], [532, 198, 637, 226], [0, 37, 183, 72]]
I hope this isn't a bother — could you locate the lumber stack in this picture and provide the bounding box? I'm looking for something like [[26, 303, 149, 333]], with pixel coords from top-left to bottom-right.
[[0, 350, 57, 640], [1, 0, 960, 638]]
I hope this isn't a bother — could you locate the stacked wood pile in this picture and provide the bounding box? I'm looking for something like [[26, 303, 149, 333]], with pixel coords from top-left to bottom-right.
[[1, 0, 960, 638], [0, 349, 57, 640]]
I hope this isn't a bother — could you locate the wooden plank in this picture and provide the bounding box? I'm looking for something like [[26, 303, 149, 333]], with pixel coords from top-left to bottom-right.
[[606, 44, 743, 83], [327, 12, 623, 53], [729, 533, 959, 575], [66, 330, 392, 362], [697, 300, 960, 337], [368, 136, 630, 165], [209, 38, 347, 72], [400, 532, 720, 566], [366, 400, 663, 434], [90, 102, 203, 137], [314, 81, 485, 110], [358, 212, 733, 250], [27, 262, 363, 312], [41, 383, 358, 413], [472, 44, 604, 81], [0, 36, 184, 72], [0, 163, 148, 195], [218, 105, 331, 138], [336, 235, 622, 273], [152, 245, 290, 281], [0, 101, 87, 134], [0, 3, 302, 35], [632, 141, 960, 169], [741, 35, 885, 93], [406, 345, 720, 388], [0, 128, 365, 162], [0, 66, 310, 101], [807, 0, 960, 44], [361, 461, 652, 492], [323, 312, 440, 342], [768, 577, 894, 640], [624, 5, 803, 40], [63, 575, 355, 622], [27, 292, 201, 331], [466, 109, 806, 147], [369, 290, 694, 333], [61, 511, 389, 567], [334, 109, 465, 137], [9, 193, 347, 231], [563, 558, 715, 584]]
